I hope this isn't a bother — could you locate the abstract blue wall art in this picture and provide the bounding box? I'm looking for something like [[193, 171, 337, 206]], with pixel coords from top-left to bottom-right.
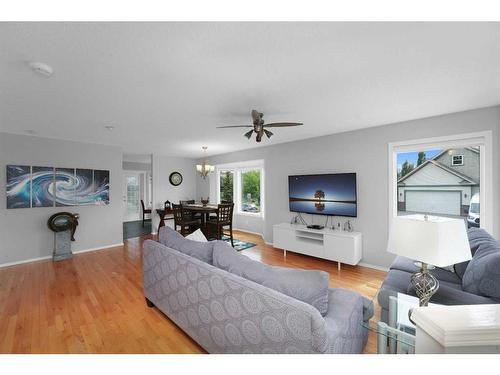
[[6, 165, 110, 209], [6, 165, 31, 209], [55, 168, 76, 207], [93, 170, 110, 205], [31, 166, 54, 207], [75, 168, 95, 205]]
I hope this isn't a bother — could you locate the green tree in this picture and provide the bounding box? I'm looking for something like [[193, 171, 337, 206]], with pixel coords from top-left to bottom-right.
[[400, 160, 414, 178], [417, 151, 426, 166], [219, 171, 234, 202], [241, 170, 260, 206]]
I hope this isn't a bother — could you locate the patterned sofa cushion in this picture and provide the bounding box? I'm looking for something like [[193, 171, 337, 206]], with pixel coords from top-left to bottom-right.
[[213, 240, 330, 316], [462, 238, 500, 299], [158, 226, 214, 264], [455, 228, 496, 278]]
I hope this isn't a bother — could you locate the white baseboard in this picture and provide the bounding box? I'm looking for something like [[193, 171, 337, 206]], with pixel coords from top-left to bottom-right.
[[357, 262, 389, 272], [0, 255, 53, 269], [265, 241, 274, 246], [233, 227, 263, 237], [73, 242, 124, 255], [0, 242, 125, 269]]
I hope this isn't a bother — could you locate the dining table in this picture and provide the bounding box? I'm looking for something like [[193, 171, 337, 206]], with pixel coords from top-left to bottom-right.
[[183, 203, 218, 230], [156, 203, 219, 234]]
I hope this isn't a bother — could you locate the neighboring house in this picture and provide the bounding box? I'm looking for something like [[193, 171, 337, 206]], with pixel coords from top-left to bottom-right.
[[397, 147, 480, 217]]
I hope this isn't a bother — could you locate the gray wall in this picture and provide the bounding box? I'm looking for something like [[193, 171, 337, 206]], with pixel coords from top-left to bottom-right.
[[0, 132, 123, 265], [197, 106, 500, 268], [122, 161, 151, 171], [151, 155, 197, 233]]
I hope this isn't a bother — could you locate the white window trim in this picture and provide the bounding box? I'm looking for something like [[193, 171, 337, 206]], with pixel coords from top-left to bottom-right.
[[388, 131, 493, 235], [215, 160, 265, 219], [451, 154, 464, 166]]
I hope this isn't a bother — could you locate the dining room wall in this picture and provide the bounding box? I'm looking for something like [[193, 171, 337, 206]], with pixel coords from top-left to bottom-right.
[[151, 154, 197, 233]]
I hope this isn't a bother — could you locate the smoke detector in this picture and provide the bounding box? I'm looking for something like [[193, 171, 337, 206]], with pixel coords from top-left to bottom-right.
[[29, 62, 53, 77]]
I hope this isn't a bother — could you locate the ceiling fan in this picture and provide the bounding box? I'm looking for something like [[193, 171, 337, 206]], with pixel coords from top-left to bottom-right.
[[217, 110, 303, 142]]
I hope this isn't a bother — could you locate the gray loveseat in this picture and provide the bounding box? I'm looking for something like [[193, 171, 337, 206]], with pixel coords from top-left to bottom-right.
[[143, 226, 374, 354], [378, 228, 500, 323]]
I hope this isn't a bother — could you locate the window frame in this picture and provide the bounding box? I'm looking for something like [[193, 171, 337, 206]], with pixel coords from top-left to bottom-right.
[[215, 160, 265, 218], [388, 131, 493, 234]]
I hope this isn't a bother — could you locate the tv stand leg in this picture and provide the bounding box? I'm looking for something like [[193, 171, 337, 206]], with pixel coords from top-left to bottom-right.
[[338, 262, 341, 271]]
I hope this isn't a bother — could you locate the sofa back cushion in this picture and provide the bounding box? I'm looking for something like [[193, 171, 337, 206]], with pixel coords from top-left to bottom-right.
[[454, 228, 496, 278], [158, 226, 214, 264], [213, 240, 330, 316], [462, 238, 500, 299]]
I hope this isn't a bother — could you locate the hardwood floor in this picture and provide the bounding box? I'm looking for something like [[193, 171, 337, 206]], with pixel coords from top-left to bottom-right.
[[0, 231, 386, 354]]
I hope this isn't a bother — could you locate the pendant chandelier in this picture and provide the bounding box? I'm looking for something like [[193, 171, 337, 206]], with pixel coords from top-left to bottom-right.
[[196, 146, 215, 179]]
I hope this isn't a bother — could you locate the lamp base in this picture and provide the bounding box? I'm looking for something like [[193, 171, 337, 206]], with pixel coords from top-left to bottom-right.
[[411, 262, 439, 307]]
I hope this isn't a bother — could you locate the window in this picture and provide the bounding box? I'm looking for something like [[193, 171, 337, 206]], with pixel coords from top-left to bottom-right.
[[389, 131, 493, 233], [452, 155, 464, 166], [219, 170, 234, 203], [396, 148, 479, 224], [216, 161, 264, 217], [241, 169, 261, 213]]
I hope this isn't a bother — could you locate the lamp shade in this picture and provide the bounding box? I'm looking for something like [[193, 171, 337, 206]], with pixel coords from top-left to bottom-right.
[[387, 215, 471, 267]]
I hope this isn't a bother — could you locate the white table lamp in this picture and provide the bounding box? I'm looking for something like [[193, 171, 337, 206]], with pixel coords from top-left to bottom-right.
[[387, 215, 472, 306]]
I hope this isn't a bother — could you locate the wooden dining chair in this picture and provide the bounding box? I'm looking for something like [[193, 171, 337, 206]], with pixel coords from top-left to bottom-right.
[[207, 202, 234, 246], [172, 203, 200, 236], [141, 199, 152, 227]]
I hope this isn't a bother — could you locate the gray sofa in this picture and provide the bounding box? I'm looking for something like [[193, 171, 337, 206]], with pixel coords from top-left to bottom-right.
[[378, 228, 500, 323], [143, 226, 374, 354]]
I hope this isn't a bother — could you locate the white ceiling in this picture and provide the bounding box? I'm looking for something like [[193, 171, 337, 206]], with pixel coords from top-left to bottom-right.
[[1, 22, 500, 158]]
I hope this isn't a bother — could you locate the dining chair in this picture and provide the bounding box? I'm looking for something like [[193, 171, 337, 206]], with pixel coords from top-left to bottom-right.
[[207, 202, 234, 246], [141, 199, 152, 227], [172, 203, 200, 236]]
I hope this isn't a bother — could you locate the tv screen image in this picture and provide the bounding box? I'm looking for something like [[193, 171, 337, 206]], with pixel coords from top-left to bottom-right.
[[288, 173, 357, 217]]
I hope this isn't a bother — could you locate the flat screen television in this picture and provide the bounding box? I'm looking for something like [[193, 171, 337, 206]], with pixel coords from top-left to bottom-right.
[[288, 173, 357, 217]]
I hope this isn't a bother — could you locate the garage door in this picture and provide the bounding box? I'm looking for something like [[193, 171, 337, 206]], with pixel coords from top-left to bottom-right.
[[405, 190, 461, 216]]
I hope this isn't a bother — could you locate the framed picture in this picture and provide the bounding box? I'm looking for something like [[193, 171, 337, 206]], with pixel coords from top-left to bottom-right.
[[31, 166, 54, 207], [94, 169, 110, 205], [55, 168, 76, 207], [75, 168, 95, 205], [6, 165, 31, 209]]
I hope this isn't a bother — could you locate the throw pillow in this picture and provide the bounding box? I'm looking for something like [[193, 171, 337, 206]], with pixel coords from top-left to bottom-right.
[[462, 238, 500, 299], [158, 226, 214, 264], [213, 240, 330, 316], [455, 228, 496, 278], [185, 229, 208, 242]]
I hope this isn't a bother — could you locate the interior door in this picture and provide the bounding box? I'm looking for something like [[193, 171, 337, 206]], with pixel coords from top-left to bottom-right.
[[123, 172, 142, 222]]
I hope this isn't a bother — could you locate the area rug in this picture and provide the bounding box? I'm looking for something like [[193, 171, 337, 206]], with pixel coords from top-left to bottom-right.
[[221, 235, 256, 251]]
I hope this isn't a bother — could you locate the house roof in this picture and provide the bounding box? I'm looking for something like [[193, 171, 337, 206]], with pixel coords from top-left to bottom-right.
[[397, 159, 478, 185]]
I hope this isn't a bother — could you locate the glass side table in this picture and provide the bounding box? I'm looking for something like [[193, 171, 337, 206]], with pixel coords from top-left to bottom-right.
[[362, 293, 434, 354]]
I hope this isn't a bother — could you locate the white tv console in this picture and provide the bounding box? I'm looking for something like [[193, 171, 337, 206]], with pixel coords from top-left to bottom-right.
[[272, 223, 362, 270]]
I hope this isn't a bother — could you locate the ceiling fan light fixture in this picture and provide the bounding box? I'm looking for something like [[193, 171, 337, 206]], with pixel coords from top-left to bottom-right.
[[196, 146, 215, 179]]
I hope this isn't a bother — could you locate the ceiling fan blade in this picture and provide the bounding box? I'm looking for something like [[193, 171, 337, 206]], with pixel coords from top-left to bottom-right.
[[263, 129, 273, 138], [263, 122, 303, 128], [244, 130, 254, 139], [216, 125, 253, 128], [255, 131, 263, 142]]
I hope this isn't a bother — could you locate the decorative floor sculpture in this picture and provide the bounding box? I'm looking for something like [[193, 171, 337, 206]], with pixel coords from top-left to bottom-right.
[[47, 212, 79, 261]]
